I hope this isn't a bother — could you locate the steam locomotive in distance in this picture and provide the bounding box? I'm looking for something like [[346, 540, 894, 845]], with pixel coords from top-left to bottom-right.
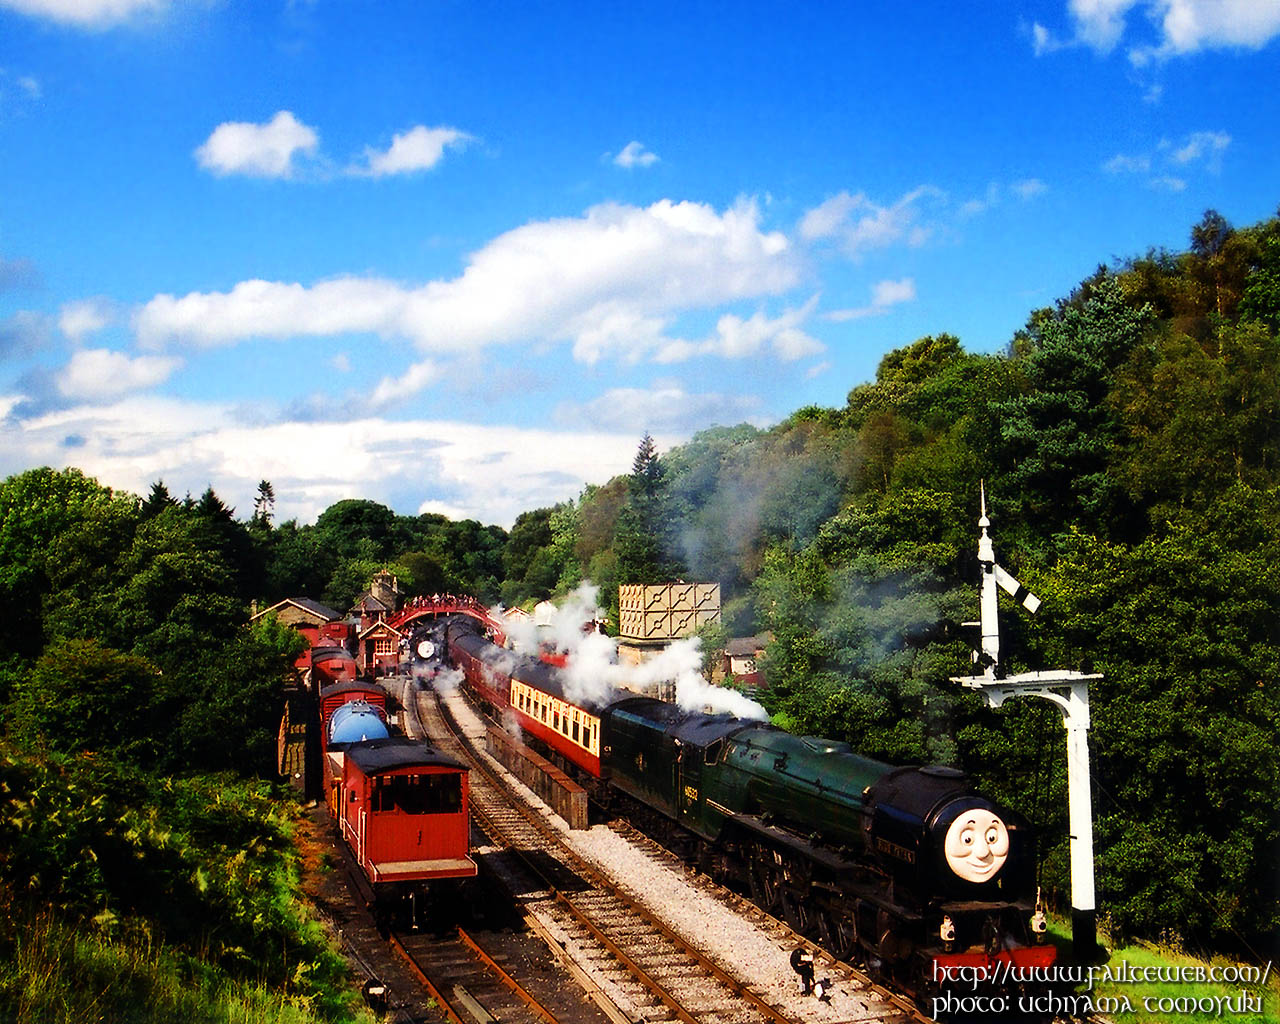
[[309, 646, 476, 922], [427, 614, 1055, 999]]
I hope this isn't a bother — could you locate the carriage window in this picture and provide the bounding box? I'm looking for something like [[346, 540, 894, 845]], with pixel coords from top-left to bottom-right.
[[372, 773, 462, 814], [553, 710, 561, 730], [572, 719, 580, 743]]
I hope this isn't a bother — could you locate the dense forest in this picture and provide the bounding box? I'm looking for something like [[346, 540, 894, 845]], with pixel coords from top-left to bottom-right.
[[0, 209, 1275, 1016]]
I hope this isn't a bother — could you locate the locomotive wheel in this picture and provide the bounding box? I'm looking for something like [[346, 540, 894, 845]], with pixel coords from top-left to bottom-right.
[[816, 905, 856, 962], [780, 888, 817, 936], [748, 858, 784, 915]]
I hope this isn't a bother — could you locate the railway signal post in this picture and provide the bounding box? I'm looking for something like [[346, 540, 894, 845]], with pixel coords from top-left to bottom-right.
[[950, 487, 1103, 963]]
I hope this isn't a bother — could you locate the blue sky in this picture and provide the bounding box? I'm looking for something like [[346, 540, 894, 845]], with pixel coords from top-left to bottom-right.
[[2, 1, 1278, 527]]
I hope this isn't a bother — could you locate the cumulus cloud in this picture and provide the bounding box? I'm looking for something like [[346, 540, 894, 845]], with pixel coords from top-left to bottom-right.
[[798, 186, 943, 257], [59, 298, 115, 342], [825, 277, 916, 322], [613, 141, 659, 168], [0, 0, 168, 28], [650, 300, 823, 364], [135, 198, 802, 366], [194, 111, 319, 179], [357, 125, 472, 177], [0, 395, 660, 527], [1037, 1, 1280, 63], [57, 348, 181, 400]]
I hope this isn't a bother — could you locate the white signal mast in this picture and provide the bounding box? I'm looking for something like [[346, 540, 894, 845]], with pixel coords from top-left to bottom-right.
[[950, 483, 1102, 962]]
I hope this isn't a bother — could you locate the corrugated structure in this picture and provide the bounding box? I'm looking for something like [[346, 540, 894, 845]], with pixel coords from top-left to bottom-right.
[[618, 583, 721, 640]]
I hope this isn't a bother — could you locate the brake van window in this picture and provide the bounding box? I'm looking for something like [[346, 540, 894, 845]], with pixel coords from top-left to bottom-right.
[[372, 774, 462, 814]]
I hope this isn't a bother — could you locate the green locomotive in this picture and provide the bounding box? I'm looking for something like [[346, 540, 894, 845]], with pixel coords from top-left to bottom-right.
[[603, 695, 1051, 992]]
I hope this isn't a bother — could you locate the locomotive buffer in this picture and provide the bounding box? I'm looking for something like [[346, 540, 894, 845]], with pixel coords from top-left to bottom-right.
[[950, 486, 1102, 963]]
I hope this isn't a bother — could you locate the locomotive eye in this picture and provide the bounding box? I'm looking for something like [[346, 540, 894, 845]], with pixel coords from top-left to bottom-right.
[[944, 810, 1010, 883]]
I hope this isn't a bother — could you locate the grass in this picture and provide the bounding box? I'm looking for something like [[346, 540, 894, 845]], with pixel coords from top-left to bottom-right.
[[1045, 917, 1277, 1023], [0, 904, 377, 1024]]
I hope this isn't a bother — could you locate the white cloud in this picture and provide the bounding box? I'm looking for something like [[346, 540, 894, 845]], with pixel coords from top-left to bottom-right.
[[357, 125, 471, 177], [1068, 0, 1135, 52], [1031, 22, 1060, 55], [1135, 0, 1280, 61], [1104, 129, 1229, 187], [136, 198, 802, 366], [651, 300, 823, 364], [59, 298, 115, 342], [555, 385, 764, 433], [1168, 129, 1230, 167], [613, 141, 659, 168], [1047, 1, 1280, 63], [369, 359, 439, 404], [194, 111, 319, 179], [57, 348, 181, 400], [0, 395, 660, 527], [0, 0, 167, 28], [798, 186, 943, 257], [960, 179, 1048, 219], [825, 277, 916, 322]]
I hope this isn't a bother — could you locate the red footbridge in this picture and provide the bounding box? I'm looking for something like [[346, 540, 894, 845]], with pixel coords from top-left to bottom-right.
[[386, 595, 508, 646]]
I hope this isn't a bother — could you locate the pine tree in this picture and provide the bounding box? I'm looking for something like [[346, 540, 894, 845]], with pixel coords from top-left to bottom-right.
[[251, 480, 276, 530]]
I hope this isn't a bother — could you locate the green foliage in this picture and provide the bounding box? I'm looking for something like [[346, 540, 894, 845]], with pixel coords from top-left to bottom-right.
[[1109, 319, 1280, 513], [0, 468, 126, 658], [171, 617, 308, 773], [1026, 486, 1280, 948], [9, 640, 164, 765], [615, 434, 686, 587], [0, 745, 367, 1021], [995, 272, 1154, 543]]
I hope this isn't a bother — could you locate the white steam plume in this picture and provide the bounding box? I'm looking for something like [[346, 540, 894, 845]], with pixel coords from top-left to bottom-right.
[[528, 582, 769, 720]]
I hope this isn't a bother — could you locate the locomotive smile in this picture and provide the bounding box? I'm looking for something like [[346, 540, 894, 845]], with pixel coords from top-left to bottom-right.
[[943, 807, 1011, 883]]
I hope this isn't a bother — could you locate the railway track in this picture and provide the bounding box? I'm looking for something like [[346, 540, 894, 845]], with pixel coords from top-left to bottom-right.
[[399, 674, 928, 1024], [388, 924, 593, 1024]]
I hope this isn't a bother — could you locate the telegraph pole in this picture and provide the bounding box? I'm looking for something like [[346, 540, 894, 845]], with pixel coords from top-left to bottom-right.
[[950, 486, 1102, 962]]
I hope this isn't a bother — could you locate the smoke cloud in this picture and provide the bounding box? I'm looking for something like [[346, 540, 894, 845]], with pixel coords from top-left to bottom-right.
[[504, 582, 768, 720]]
